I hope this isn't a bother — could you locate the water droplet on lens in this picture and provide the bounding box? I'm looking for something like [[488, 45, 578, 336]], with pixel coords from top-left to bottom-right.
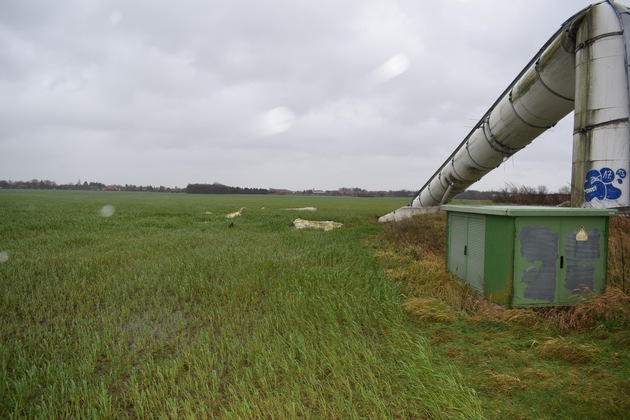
[[251, 106, 295, 137], [99, 205, 115, 217]]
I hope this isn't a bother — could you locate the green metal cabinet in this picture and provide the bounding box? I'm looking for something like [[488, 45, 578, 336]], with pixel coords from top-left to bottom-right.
[[442, 205, 617, 308]]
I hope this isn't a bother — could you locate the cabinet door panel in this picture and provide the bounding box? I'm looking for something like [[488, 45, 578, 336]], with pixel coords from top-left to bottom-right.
[[514, 218, 559, 305], [448, 214, 467, 278], [466, 216, 485, 292], [557, 218, 605, 303]]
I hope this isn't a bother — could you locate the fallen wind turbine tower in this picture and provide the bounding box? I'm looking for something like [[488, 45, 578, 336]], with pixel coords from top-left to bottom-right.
[[380, 0, 630, 222]]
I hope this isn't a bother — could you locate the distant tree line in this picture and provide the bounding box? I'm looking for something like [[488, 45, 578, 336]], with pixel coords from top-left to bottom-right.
[[0, 179, 105, 190], [0, 179, 181, 192], [297, 188, 415, 197], [493, 183, 571, 206], [456, 183, 571, 206], [186, 183, 269, 195], [0, 179, 572, 205]]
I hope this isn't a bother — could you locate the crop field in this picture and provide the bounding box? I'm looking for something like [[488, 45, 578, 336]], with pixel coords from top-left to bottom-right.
[[0, 190, 480, 418], [1, 190, 629, 418]]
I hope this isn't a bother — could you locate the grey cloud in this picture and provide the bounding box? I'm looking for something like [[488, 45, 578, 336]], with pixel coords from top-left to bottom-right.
[[0, 0, 599, 191]]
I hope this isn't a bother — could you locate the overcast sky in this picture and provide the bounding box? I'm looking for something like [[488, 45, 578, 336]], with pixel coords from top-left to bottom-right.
[[0, 0, 601, 192]]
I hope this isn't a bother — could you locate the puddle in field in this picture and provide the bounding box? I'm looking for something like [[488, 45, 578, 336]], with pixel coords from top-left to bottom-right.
[[99, 205, 115, 217], [124, 310, 187, 352]]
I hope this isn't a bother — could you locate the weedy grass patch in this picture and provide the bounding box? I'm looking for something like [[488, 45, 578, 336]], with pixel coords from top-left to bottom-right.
[[0, 191, 482, 418], [531, 338, 599, 364], [377, 211, 630, 419]]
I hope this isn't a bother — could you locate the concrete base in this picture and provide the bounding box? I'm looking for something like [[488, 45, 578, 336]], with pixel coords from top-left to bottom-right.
[[378, 206, 440, 222]]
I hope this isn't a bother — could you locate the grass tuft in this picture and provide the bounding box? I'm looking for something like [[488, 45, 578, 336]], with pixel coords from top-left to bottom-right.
[[402, 298, 458, 323], [380, 213, 446, 256], [532, 338, 598, 364], [472, 303, 540, 327], [539, 286, 630, 332], [482, 370, 524, 395]]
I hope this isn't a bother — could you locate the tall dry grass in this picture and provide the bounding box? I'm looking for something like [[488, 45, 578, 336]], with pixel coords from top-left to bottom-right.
[[607, 215, 630, 293], [378, 212, 630, 332]]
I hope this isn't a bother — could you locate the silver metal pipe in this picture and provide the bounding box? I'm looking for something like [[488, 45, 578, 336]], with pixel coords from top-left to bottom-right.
[[381, 2, 630, 221]]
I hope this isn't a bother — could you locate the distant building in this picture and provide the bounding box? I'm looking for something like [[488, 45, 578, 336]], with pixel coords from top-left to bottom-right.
[[269, 188, 293, 195]]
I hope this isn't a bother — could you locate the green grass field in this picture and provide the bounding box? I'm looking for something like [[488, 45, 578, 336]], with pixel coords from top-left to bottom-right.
[[0, 190, 481, 418], [2, 190, 629, 418]]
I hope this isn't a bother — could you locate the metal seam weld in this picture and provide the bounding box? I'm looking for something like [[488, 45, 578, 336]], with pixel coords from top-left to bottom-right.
[[535, 61, 575, 102], [574, 117, 630, 134], [419, 191, 429, 207], [509, 91, 555, 129], [450, 159, 476, 183], [427, 183, 439, 203], [482, 118, 520, 156], [437, 172, 449, 190], [575, 30, 624, 51], [449, 160, 467, 183], [465, 141, 494, 170]]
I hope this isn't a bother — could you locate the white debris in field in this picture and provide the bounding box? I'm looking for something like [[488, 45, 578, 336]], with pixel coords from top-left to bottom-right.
[[225, 207, 245, 219], [282, 207, 317, 211], [293, 218, 342, 231], [204, 211, 213, 214]]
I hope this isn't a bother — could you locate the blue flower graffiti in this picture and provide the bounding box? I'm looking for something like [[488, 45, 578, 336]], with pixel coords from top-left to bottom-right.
[[584, 167, 626, 202]]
